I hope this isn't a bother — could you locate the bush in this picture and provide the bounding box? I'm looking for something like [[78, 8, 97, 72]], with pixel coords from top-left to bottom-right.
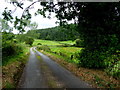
[[104, 55, 120, 79], [76, 48, 120, 79], [2, 32, 21, 56], [37, 43, 42, 45], [13, 39, 18, 43], [75, 39, 84, 47], [77, 49, 108, 68], [25, 37, 34, 46], [2, 32, 23, 65], [2, 41, 22, 56], [37, 45, 51, 52], [2, 41, 23, 64]]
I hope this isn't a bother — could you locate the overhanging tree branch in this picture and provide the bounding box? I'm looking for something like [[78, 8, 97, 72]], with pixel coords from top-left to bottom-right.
[[21, 0, 40, 19]]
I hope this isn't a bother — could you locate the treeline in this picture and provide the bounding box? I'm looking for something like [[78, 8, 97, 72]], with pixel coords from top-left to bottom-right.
[[26, 24, 80, 41]]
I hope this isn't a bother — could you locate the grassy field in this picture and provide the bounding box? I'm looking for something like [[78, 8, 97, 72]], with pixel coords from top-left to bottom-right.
[[33, 39, 76, 46], [34, 39, 82, 64], [33, 39, 61, 46], [50, 46, 82, 59], [58, 40, 75, 45]]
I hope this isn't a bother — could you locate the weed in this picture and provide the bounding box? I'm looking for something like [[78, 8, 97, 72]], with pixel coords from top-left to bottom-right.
[[4, 82, 15, 88]]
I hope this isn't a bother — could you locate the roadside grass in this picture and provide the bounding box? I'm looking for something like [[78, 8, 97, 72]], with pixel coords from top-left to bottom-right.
[[37, 45, 82, 64], [50, 46, 81, 57], [49, 46, 82, 64], [39, 50, 120, 88], [34, 39, 81, 64], [2, 43, 30, 88]]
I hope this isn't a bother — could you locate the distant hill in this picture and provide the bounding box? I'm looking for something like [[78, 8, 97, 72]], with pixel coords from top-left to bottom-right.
[[26, 24, 80, 41]]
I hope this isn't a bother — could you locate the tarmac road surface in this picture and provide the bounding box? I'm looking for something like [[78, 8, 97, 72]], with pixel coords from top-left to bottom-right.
[[18, 47, 92, 88]]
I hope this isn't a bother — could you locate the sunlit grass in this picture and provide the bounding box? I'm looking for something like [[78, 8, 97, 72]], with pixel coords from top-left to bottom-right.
[[33, 39, 76, 46], [58, 40, 75, 45], [35, 39, 83, 64], [50, 46, 82, 57], [33, 39, 61, 46], [35, 39, 82, 64]]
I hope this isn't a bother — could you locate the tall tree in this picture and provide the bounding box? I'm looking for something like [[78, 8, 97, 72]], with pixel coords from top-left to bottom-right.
[[39, 2, 120, 68]]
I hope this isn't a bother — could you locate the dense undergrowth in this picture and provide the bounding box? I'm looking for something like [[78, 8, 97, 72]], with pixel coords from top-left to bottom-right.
[[2, 52, 29, 88], [2, 32, 30, 88]]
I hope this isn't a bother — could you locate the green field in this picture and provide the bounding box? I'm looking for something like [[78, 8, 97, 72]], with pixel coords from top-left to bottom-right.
[[50, 46, 82, 57], [33, 39, 62, 46], [35, 39, 82, 64], [58, 40, 75, 45], [33, 39, 76, 46]]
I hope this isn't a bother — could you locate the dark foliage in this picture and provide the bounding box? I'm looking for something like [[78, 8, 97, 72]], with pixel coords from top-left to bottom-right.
[[2, 32, 23, 64], [40, 2, 120, 68], [25, 37, 34, 46], [26, 24, 80, 41]]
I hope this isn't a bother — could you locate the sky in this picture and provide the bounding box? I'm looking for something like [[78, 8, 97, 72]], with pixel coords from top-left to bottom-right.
[[0, 0, 66, 34]]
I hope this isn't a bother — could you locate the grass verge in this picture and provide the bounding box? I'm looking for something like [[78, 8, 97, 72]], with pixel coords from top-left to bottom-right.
[[2, 46, 30, 88], [38, 50, 120, 88]]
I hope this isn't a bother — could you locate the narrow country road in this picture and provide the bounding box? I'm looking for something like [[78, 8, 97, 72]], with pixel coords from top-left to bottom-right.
[[18, 47, 92, 88], [18, 48, 47, 88]]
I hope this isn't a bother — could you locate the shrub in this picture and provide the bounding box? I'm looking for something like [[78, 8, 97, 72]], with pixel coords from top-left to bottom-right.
[[75, 39, 84, 47], [104, 55, 120, 79], [13, 39, 18, 43], [77, 49, 108, 68], [2, 41, 22, 56], [37, 45, 51, 52], [76, 47, 120, 79], [37, 43, 42, 45], [2, 32, 23, 65], [25, 37, 34, 46], [2, 41, 23, 64]]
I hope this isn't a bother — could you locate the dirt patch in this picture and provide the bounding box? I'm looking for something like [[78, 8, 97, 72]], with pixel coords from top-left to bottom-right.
[[41, 51, 120, 88], [36, 55, 65, 88]]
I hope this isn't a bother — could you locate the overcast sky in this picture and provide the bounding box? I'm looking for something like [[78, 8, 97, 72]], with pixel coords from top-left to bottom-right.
[[0, 0, 119, 34], [0, 0, 61, 34]]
